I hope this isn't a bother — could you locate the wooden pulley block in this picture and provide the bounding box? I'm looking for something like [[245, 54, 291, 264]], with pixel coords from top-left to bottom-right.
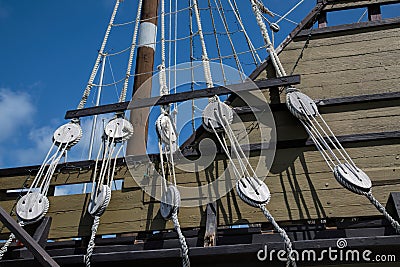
[[160, 185, 181, 220], [16, 192, 49, 224], [202, 101, 233, 133], [236, 177, 271, 208], [334, 163, 372, 194], [286, 89, 319, 120]]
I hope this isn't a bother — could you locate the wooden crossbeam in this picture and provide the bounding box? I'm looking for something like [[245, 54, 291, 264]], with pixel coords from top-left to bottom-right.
[[64, 75, 300, 119], [0, 207, 59, 267], [296, 17, 400, 39]]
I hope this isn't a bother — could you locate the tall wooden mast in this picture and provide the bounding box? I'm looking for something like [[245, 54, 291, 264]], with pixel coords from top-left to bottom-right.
[[127, 0, 160, 156]]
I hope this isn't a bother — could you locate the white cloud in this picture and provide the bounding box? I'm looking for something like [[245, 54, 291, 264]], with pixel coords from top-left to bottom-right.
[[13, 125, 54, 166], [0, 89, 36, 142]]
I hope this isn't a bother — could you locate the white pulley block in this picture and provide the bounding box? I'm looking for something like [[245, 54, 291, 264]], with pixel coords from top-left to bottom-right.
[[270, 22, 280, 32], [156, 114, 178, 149], [16, 192, 49, 224], [88, 185, 111, 216], [334, 163, 372, 194], [237, 177, 271, 207], [160, 185, 181, 220], [104, 118, 133, 142], [286, 90, 319, 120], [53, 122, 82, 148], [202, 101, 233, 132]]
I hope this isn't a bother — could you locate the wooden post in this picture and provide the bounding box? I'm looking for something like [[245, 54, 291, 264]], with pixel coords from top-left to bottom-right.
[[127, 0, 160, 156], [368, 4, 382, 21], [318, 11, 327, 28], [204, 203, 217, 247], [0, 207, 59, 267]]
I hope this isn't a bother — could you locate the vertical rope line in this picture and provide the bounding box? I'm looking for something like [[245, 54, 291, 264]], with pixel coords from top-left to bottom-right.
[[189, 0, 196, 133], [214, 0, 245, 80], [228, 0, 261, 64], [78, 0, 121, 110], [249, 0, 286, 77], [172, 212, 190, 267], [259, 205, 297, 267], [207, 0, 227, 85], [192, 0, 214, 89], [85, 216, 101, 267], [119, 0, 143, 103], [173, 0, 179, 123]]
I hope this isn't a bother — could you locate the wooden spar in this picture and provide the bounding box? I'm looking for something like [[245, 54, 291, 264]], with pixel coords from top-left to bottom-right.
[[64, 76, 301, 119], [127, 0, 160, 156], [0, 207, 59, 267]]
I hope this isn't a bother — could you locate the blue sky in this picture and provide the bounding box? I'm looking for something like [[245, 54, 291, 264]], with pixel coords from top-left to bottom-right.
[[0, 0, 399, 169]]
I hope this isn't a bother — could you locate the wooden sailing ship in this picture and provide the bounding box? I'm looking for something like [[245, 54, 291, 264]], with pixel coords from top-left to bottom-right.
[[0, 0, 400, 266]]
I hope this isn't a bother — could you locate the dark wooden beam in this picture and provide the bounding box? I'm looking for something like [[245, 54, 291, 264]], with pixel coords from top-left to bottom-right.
[[296, 16, 400, 39], [0, 206, 60, 267], [318, 11, 328, 28], [64, 76, 301, 119], [3, 234, 400, 266], [386, 192, 400, 221], [204, 203, 217, 247], [368, 4, 382, 21], [17, 217, 53, 259], [314, 91, 400, 107]]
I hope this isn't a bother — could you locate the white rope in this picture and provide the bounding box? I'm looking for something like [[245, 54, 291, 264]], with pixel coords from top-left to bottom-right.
[[85, 215, 101, 267], [172, 212, 190, 267], [119, 0, 143, 103], [85, 120, 129, 267], [286, 91, 400, 234], [275, 0, 305, 24], [192, 0, 214, 90], [259, 205, 297, 267], [78, 0, 121, 110], [213, 0, 246, 80], [159, 0, 169, 115], [0, 222, 24, 260], [249, 0, 286, 77], [228, 0, 262, 64]]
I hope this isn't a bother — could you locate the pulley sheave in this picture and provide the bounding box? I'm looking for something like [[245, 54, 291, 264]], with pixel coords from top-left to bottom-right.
[[334, 163, 372, 194], [16, 192, 49, 224], [104, 118, 134, 142], [202, 101, 233, 133], [286, 89, 319, 120], [88, 185, 112, 217], [156, 114, 178, 149], [236, 177, 271, 208], [53, 122, 82, 149], [160, 185, 181, 220]]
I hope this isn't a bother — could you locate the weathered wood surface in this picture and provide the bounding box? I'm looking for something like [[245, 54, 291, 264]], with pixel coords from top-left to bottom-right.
[[257, 26, 400, 101], [1, 140, 398, 239], [1, 12, 400, 240]]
